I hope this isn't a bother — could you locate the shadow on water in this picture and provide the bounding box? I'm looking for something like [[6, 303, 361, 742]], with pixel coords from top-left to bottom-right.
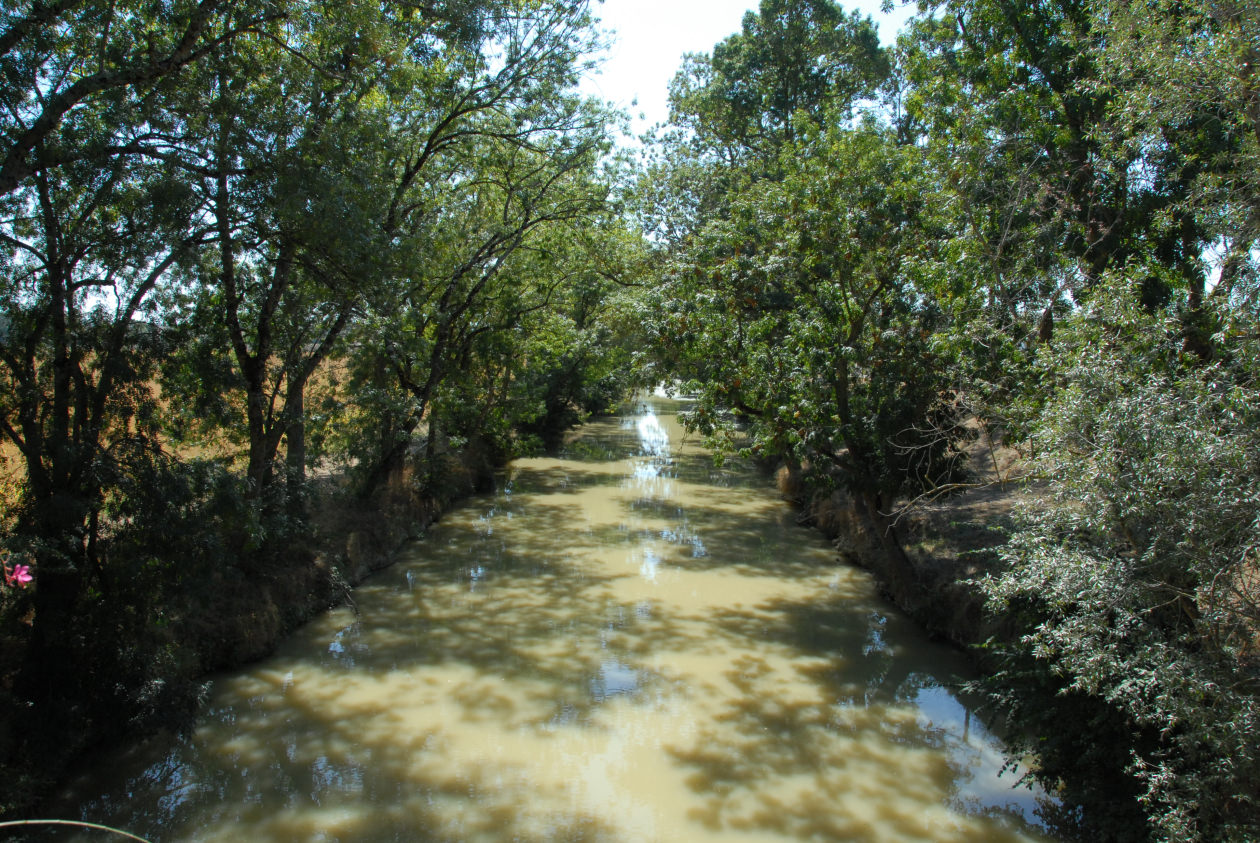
[[667, 592, 1057, 840], [48, 397, 1059, 842]]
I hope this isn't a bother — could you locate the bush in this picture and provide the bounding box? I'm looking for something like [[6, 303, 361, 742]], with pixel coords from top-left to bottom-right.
[[978, 286, 1260, 841]]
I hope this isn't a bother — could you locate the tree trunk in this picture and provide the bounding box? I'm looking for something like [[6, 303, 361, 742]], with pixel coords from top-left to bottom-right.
[[854, 490, 918, 602], [243, 382, 276, 497], [18, 494, 89, 720], [285, 386, 306, 516]]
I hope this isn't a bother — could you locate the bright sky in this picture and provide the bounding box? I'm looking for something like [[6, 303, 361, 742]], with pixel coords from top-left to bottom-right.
[[580, 0, 919, 141]]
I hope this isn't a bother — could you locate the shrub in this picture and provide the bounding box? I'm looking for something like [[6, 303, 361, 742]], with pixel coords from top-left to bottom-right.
[[979, 286, 1260, 841]]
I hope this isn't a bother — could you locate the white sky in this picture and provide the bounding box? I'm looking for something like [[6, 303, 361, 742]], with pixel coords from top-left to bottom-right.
[[579, 0, 919, 141]]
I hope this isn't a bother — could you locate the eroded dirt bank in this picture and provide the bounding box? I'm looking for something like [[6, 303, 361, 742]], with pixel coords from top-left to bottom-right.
[[778, 430, 1029, 655]]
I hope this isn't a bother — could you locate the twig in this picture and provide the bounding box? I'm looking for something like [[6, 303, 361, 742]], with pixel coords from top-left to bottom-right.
[[0, 819, 152, 842]]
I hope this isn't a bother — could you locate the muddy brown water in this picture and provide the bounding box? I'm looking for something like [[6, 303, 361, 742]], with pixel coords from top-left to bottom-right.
[[50, 396, 1058, 842]]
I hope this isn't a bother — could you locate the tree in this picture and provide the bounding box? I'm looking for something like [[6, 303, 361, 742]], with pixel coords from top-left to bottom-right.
[[0, 72, 222, 719], [0, 0, 630, 809], [638, 0, 889, 246], [180, 0, 399, 509], [1092, 0, 1260, 340], [0, 0, 293, 727], [648, 121, 967, 593], [0, 0, 283, 197], [642, 0, 975, 599], [353, 114, 614, 485], [952, 1, 1260, 838], [166, 0, 610, 505], [668, 0, 888, 161]]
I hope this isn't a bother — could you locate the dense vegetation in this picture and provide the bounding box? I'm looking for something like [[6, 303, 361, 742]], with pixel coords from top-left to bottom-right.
[[0, 0, 641, 814], [637, 0, 1260, 840], [1, 0, 1258, 839]]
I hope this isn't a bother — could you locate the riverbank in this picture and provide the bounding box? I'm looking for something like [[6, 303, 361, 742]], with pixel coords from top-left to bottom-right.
[[780, 425, 1029, 655], [2, 441, 501, 824], [193, 441, 503, 674], [780, 435, 1163, 839]]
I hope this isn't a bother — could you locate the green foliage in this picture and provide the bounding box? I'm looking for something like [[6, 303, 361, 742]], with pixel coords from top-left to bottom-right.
[[1091, 0, 1260, 307], [648, 122, 969, 501], [0, 0, 285, 197], [980, 284, 1260, 841], [0, 0, 637, 815], [669, 0, 889, 157]]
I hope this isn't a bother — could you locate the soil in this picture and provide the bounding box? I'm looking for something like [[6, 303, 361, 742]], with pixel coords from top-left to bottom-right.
[[793, 422, 1035, 653]]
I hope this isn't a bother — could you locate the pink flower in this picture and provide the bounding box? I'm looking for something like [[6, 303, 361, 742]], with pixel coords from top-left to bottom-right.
[[2, 556, 33, 588]]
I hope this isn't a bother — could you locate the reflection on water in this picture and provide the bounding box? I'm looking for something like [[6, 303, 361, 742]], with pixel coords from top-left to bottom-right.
[[51, 396, 1058, 842]]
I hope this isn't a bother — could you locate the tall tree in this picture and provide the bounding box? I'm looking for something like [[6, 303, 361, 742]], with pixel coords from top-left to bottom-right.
[[355, 113, 613, 486], [648, 121, 965, 592], [0, 0, 287, 712], [668, 0, 888, 160], [643, 0, 963, 570], [183, 0, 400, 507], [639, 0, 889, 247]]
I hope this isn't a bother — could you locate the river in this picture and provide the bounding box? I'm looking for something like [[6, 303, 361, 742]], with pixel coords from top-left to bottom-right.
[[50, 395, 1056, 842]]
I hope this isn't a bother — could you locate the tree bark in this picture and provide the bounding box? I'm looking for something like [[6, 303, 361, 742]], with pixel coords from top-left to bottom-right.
[[854, 490, 918, 602]]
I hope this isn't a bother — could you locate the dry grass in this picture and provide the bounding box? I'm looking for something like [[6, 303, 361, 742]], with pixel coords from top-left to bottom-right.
[[0, 445, 20, 532]]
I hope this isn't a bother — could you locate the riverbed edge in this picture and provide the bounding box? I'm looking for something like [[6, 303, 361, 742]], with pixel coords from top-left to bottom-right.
[[777, 463, 1024, 661], [10, 443, 501, 825]]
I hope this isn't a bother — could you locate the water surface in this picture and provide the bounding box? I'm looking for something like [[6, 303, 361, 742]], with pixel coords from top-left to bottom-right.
[[54, 396, 1056, 841]]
